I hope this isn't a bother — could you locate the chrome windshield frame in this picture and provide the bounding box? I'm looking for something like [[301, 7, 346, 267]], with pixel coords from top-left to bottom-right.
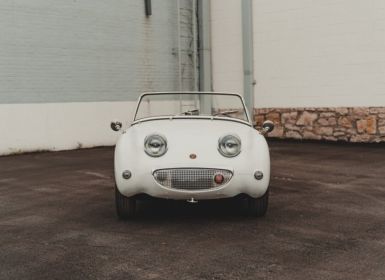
[[133, 92, 251, 124]]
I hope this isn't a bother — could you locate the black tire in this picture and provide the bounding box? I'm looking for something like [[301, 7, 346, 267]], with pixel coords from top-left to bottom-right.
[[245, 189, 269, 217], [115, 185, 136, 219]]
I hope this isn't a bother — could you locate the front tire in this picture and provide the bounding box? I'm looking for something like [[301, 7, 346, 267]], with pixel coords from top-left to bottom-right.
[[115, 185, 136, 219], [245, 189, 269, 217]]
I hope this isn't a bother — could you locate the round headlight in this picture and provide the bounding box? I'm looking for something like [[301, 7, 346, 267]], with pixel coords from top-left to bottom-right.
[[218, 134, 241, 157], [144, 134, 168, 157]]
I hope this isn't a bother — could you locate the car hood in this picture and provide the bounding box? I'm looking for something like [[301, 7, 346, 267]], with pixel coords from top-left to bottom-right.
[[116, 118, 267, 169]]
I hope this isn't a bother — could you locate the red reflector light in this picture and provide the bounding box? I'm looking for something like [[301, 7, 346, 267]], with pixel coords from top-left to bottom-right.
[[214, 174, 224, 184]]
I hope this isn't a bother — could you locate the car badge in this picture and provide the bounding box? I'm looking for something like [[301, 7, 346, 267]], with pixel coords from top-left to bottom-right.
[[189, 153, 197, 159]]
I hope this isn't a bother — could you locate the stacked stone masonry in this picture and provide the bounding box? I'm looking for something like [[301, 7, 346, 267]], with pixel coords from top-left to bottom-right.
[[254, 107, 385, 143]]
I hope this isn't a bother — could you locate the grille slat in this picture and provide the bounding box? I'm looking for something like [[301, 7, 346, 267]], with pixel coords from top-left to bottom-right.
[[153, 168, 233, 190]]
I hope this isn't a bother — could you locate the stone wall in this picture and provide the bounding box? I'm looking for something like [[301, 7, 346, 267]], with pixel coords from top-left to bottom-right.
[[254, 107, 385, 143]]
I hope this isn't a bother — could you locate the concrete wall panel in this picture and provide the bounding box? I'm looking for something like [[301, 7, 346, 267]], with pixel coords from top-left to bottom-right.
[[210, 0, 243, 95], [0, 101, 136, 155], [253, 0, 385, 108]]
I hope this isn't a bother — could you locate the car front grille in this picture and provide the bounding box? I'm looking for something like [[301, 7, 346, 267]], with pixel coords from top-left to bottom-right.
[[153, 168, 233, 190]]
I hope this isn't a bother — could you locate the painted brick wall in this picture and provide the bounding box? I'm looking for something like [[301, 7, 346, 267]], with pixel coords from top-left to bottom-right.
[[179, 0, 198, 91], [0, 0, 197, 104]]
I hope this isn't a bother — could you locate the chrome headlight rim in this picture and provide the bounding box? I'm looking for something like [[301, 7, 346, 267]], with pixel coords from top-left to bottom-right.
[[218, 134, 242, 158], [144, 134, 168, 157]]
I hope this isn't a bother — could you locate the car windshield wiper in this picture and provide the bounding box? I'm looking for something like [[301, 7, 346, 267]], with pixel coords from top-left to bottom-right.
[[213, 110, 239, 117], [180, 109, 199, 116]]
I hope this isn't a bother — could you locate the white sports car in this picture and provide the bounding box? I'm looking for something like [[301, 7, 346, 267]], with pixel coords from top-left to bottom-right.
[[111, 92, 274, 218]]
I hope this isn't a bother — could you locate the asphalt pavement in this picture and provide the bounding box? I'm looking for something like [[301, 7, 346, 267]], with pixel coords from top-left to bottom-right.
[[0, 141, 384, 280]]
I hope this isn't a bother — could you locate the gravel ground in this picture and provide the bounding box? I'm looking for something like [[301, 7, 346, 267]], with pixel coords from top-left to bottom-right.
[[0, 141, 384, 280]]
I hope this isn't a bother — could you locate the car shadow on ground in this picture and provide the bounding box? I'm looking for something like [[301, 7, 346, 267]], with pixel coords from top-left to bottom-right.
[[139, 199, 239, 216], [121, 198, 261, 222]]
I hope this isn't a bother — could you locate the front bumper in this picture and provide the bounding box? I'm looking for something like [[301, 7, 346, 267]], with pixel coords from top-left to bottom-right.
[[115, 166, 270, 200]]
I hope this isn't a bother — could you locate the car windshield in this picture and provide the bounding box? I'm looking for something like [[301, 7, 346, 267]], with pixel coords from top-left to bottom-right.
[[134, 93, 249, 122]]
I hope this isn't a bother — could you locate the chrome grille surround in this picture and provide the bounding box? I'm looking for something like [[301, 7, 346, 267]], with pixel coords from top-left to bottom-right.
[[153, 168, 233, 190]]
